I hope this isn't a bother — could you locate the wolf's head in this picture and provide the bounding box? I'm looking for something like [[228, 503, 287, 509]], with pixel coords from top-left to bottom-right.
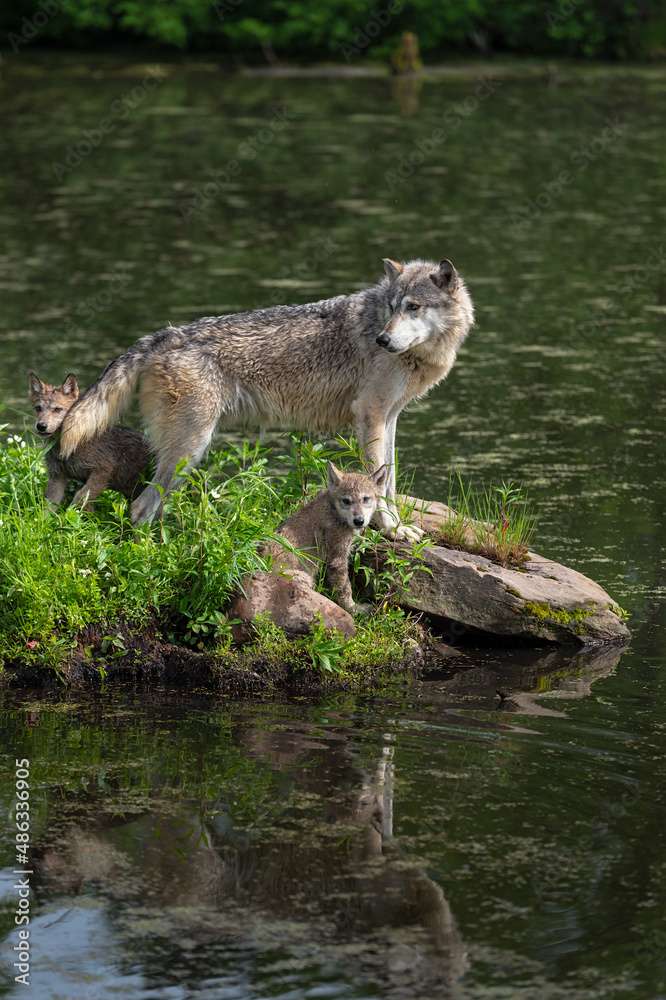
[[327, 462, 386, 531], [28, 372, 80, 438], [376, 257, 474, 356]]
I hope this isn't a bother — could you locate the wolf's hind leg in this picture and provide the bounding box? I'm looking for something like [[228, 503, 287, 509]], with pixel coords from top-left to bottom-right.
[[131, 369, 222, 524], [130, 411, 219, 524]]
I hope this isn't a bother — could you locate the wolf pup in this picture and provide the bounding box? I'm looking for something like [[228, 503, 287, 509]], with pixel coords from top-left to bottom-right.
[[57, 257, 474, 534], [263, 462, 386, 615], [28, 372, 151, 511]]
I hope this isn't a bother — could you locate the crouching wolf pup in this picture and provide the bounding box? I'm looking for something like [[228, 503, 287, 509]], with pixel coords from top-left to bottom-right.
[[28, 372, 151, 510], [263, 462, 386, 614], [58, 257, 474, 533]]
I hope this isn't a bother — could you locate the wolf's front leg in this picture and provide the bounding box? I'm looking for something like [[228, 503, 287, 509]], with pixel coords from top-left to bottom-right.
[[327, 558, 366, 615], [45, 474, 67, 507], [383, 411, 423, 542], [354, 409, 393, 530], [72, 472, 110, 512], [356, 410, 423, 543]]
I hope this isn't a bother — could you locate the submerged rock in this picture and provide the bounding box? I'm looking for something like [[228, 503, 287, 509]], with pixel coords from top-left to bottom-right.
[[389, 498, 630, 646]]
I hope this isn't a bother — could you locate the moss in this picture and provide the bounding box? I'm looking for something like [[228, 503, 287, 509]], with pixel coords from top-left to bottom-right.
[[523, 601, 594, 634]]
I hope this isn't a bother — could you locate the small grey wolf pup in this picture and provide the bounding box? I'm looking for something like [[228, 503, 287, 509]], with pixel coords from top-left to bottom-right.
[[263, 462, 386, 614], [28, 372, 151, 510], [59, 257, 473, 533]]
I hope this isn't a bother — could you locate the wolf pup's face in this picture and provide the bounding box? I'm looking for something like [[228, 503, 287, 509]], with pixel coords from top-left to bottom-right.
[[327, 462, 386, 531], [28, 372, 79, 437], [376, 257, 461, 355]]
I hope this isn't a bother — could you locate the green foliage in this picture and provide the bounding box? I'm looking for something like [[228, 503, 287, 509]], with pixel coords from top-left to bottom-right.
[[1, 0, 662, 59], [242, 606, 420, 677], [353, 527, 431, 605], [0, 431, 419, 676]]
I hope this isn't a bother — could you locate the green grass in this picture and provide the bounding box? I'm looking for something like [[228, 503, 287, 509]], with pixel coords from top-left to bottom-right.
[[0, 430, 420, 675], [431, 472, 537, 567], [222, 606, 420, 678]]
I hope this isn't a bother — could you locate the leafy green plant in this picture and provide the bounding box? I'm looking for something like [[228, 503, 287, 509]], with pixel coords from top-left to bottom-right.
[[301, 615, 346, 674], [352, 528, 432, 605]]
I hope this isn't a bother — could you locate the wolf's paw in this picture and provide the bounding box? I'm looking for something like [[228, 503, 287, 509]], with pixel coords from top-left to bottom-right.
[[130, 487, 161, 525], [387, 522, 424, 543], [352, 602, 373, 616]]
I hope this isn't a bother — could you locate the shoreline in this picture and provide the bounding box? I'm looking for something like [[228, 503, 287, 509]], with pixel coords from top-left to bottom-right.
[[2, 51, 665, 82]]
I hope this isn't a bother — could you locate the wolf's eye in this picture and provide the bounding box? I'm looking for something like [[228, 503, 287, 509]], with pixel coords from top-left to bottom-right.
[[406, 301, 420, 312], [53, 407, 63, 414], [341, 498, 351, 506], [34, 405, 42, 413], [362, 496, 371, 504]]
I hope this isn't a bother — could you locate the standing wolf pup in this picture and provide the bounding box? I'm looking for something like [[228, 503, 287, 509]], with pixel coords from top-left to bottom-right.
[[59, 257, 474, 533], [29, 372, 150, 510]]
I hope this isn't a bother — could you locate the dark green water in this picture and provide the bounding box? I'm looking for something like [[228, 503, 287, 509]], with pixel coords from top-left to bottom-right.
[[1, 56, 666, 998]]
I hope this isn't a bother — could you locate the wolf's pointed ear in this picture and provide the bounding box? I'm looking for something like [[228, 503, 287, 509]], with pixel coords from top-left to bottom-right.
[[372, 464, 387, 489], [28, 372, 45, 400], [61, 374, 79, 399], [327, 462, 343, 488], [383, 258, 403, 283], [430, 258, 458, 291]]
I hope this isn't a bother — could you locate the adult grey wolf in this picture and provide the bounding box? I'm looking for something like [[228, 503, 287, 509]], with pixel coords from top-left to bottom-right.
[[59, 257, 474, 535], [28, 371, 151, 511]]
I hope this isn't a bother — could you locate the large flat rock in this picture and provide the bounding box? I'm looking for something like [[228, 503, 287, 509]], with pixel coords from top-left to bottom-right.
[[389, 498, 630, 646]]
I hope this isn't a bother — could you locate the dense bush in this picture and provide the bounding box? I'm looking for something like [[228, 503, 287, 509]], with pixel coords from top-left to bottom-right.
[[1, 0, 664, 60]]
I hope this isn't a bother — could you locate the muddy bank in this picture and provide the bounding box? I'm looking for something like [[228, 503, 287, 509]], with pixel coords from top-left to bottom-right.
[[2, 613, 630, 702], [1, 619, 431, 695]]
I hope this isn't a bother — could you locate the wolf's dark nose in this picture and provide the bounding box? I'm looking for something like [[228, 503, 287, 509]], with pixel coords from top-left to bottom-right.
[[353, 516, 364, 527], [36, 422, 47, 433], [376, 334, 390, 347]]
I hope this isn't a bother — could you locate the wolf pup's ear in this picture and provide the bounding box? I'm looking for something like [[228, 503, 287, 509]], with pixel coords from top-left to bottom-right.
[[61, 374, 80, 399], [372, 464, 387, 489], [382, 258, 403, 283], [327, 462, 343, 488], [28, 372, 45, 400], [430, 258, 458, 291]]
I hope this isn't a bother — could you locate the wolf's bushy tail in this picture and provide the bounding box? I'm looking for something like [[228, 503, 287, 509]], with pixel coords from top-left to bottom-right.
[[59, 336, 154, 458]]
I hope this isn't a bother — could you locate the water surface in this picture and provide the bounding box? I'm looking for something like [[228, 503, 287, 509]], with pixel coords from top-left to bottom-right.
[[1, 56, 665, 998]]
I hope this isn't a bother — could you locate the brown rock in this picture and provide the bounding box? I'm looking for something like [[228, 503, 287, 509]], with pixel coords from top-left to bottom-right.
[[388, 497, 630, 646], [230, 571, 356, 639]]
